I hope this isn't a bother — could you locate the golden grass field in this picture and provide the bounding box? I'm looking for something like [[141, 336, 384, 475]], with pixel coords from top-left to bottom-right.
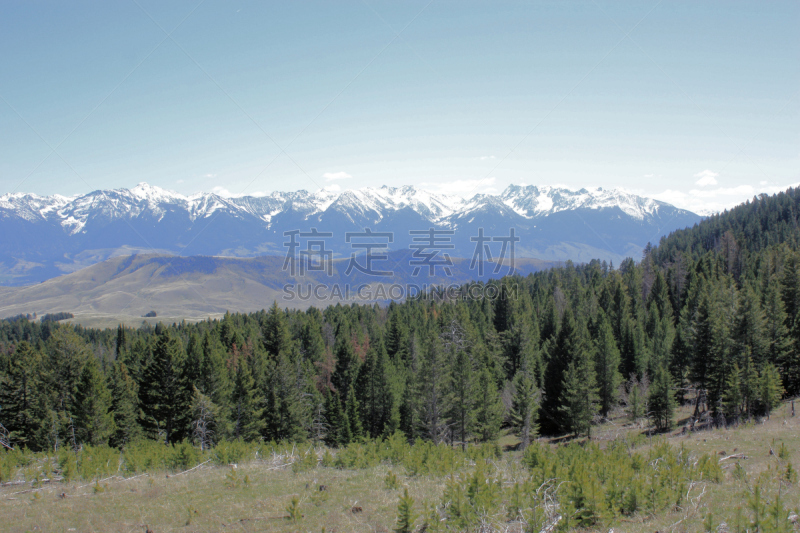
[[2, 403, 799, 533]]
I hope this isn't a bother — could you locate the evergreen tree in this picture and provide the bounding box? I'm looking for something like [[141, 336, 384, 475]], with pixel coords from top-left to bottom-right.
[[670, 315, 693, 404], [690, 287, 716, 391], [510, 368, 539, 449], [649, 364, 676, 430], [734, 286, 768, 365], [355, 343, 396, 439], [781, 251, 800, 326], [139, 329, 192, 444], [344, 383, 364, 441], [417, 334, 451, 443], [264, 348, 311, 442], [447, 341, 477, 450], [543, 307, 582, 434], [44, 328, 92, 434], [74, 356, 115, 446], [385, 311, 410, 365], [762, 282, 792, 376], [0, 341, 43, 449], [299, 320, 326, 364], [323, 391, 350, 447], [594, 315, 622, 419], [108, 362, 141, 448], [723, 362, 744, 422], [331, 334, 361, 398], [230, 358, 264, 441], [739, 355, 759, 420], [706, 284, 737, 413], [558, 348, 599, 438], [199, 331, 231, 405], [115, 325, 128, 359], [626, 374, 648, 422], [263, 301, 293, 357], [472, 366, 504, 442], [759, 364, 784, 417], [501, 322, 539, 381]]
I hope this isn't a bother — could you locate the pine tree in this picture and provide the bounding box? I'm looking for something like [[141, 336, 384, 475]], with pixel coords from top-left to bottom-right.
[[690, 287, 715, 390], [417, 334, 451, 443], [385, 311, 410, 365], [263, 301, 293, 357], [139, 329, 192, 444], [447, 340, 477, 450], [74, 356, 115, 446], [115, 325, 128, 359], [323, 391, 350, 447], [331, 334, 361, 398], [501, 322, 539, 382], [200, 332, 231, 404], [543, 307, 582, 434], [264, 349, 311, 442], [510, 368, 539, 449], [344, 384, 363, 441], [108, 362, 141, 448], [626, 374, 648, 422], [394, 488, 417, 533], [559, 348, 599, 438], [740, 355, 759, 420], [649, 364, 676, 430], [734, 286, 768, 365], [759, 363, 784, 417], [355, 344, 395, 439], [781, 251, 800, 326], [0, 341, 43, 449], [763, 281, 792, 369], [473, 366, 504, 442], [45, 328, 92, 434], [670, 319, 692, 404], [594, 315, 622, 419], [230, 358, 264, 441], [299, 320, 326, 364]]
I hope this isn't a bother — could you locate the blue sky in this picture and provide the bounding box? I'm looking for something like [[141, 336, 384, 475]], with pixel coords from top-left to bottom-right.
[[1, 0, 797, 213]]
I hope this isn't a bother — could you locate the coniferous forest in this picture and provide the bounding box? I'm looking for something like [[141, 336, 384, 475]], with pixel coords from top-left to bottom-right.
[[2, 188, 799, 453]]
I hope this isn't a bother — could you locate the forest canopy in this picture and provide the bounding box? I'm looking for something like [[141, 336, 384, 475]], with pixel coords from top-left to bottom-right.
[[1, 188, 799, 452]]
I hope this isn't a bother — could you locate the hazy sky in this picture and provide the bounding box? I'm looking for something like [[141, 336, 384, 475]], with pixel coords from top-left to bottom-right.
[[1, 1, 797, 213]]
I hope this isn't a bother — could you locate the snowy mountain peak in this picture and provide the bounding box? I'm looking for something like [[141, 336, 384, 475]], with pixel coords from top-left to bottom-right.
[[498, 184, 663, 220], [0, 182, 702, 286], [128, 182, 186, 203], [0, 182, 696, 236]]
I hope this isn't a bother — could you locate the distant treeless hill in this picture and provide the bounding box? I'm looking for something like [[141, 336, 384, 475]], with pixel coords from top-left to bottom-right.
[[0, 252, 557, 322]]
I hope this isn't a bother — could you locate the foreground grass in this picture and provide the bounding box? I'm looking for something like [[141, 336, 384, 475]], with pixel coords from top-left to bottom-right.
[[2, 404, 800, 532]]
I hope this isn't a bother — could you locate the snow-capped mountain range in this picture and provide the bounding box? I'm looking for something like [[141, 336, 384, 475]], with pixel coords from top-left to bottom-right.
[[0, 183, 700, 286]]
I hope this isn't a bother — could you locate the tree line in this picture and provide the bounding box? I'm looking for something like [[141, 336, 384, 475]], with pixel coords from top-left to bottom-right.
[[2, 188, 800, 452]]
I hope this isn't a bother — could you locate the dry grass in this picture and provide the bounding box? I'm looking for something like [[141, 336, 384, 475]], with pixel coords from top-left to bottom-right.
[[3, 403, 800, 532]]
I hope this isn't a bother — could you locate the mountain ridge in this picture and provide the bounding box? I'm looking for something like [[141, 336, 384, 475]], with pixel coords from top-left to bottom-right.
[[0, 182, 701, 286]]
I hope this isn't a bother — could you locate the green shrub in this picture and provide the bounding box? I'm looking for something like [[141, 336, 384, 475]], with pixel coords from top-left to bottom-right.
[[286, 495, 302, 523], [394, 488, 416, 533], [292, 446, 318, 473], [384, 469, 400, 490]]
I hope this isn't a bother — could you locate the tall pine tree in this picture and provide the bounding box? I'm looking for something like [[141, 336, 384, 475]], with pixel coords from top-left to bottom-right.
[[74, 356, 115, 446], [139, 329, 192, 444]]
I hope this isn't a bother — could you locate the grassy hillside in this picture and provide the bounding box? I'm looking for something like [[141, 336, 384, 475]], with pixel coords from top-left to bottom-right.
[[0, 252, 555, 320], [2, 403, 798, 533]]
